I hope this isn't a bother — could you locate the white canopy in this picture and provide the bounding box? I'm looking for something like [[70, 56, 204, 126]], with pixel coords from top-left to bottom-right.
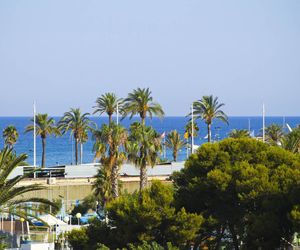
[[39, 214, 67, 226]]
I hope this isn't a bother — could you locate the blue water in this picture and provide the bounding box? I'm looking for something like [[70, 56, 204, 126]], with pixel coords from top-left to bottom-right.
[[0, 116, 299, 166]]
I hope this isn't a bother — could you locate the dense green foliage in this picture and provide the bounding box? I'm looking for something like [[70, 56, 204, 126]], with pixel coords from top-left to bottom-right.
[[172, 138, 300, 249], [67, 181, 202, 249]]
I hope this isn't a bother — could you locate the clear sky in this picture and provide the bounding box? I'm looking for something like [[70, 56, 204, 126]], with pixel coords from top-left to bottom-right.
[[0, 0, 299, 116]]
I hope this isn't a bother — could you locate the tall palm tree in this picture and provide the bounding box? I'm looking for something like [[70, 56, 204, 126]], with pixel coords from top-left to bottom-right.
[[193, 95, 228, 142], [58, 108, 93, 165], [126, 122, 162, 191], [93, 122, 127, 198], [229, 129, 250, 139], [0, 147, 55, 221], [122, 88, 164, 125], [2, 125, 19, 149], [265, 124, 284, 146], [165, 130, 186, 162], [25, 114, 60, 168], [93, 93, 122, 125]]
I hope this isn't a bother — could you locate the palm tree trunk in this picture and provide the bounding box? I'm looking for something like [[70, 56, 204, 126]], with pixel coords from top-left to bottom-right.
[[141, 117, 145, 126], [173, 150, 177, 162], [111, 164, 119, 198], [207, 123, 211, 143], [139, 164, 147, 191], [41, 137, 46, 168], [109, 115, 112, 125], [75, 138, 78, 165]]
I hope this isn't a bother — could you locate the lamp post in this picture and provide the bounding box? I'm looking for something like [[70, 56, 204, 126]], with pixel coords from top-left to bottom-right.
[[76, 213, 81, 226], [20, 218, 25, 236]]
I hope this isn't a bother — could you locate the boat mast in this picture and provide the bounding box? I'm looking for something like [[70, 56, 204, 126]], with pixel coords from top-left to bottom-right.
[[33, 101, 36, 178], [191, 103, 194, 154], [262, 103, 265, 143]]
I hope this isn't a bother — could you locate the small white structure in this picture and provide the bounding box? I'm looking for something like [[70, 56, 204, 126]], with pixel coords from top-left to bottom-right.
[[20, 242, 54, 250]]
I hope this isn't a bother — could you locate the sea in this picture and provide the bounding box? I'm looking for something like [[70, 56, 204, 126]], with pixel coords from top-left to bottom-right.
[[0, 116, 299, 167]]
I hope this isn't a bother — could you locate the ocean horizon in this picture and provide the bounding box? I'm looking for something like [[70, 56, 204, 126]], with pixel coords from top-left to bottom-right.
[[0, 116, 299, 166]]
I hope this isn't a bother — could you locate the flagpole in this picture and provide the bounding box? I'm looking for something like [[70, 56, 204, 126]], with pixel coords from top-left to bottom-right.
[[33, 101, 36, 178], [191, 104, 194, 154], [262, 103, 265, 143]]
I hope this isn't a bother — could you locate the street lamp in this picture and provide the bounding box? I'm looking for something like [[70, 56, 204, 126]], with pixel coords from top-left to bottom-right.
[[20, 217, 25, 236], [75, 213, 81, 226]]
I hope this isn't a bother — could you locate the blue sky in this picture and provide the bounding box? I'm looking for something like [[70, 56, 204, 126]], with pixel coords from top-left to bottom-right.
[[0, 0, 299, 116]]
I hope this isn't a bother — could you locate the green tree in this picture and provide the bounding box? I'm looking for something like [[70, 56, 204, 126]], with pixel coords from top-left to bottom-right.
[[265, 124, 284, 146], [67, 227, 89, 250], [165, 130, 186, 162], [92, 122, 127, 198], [172, 138, 300, 249], [84, 181, 202, 249], [2, 125, 19, 149], [127, 123, 162, 191], [228, 129, 250, 138], [25, 114, 60, 167], [93, 93, 122, 125], [193, 95, 228, 142], [0, 147, 56, 221], [122, 88, 164, 125], [58, 108, 93, 165]]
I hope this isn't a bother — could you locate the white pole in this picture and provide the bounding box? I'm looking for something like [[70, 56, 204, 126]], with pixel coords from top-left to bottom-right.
[[116, 102, 119, 125], [248, 118, 251, 133], [191, 104, 194, 154], [262, 103, 265, 143], [80, 143, 83, 164], [33, 101, 37, 178], [163, 136, 166, 159]]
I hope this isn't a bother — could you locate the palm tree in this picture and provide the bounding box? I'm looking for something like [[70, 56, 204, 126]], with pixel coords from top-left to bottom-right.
[[93, 93, 122, 125], [122, 88, 164, 125], [25, 114, 60, 168], [58, 108, 93, 165], [3, 125, 19, 148], [281, 126, 300, 153], [0, 147, 55, 221], [229, 129, 250, 139], [92, 122, 127, 198], [185, 121, 199, 139], [193, 95, 228, 142], [93, 166, 112, 208], [165, 130, 186, 162], [126, 122, 162, 191], [265, 124, 284, 146]]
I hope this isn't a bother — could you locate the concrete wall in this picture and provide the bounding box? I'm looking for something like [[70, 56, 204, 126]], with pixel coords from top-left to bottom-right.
[[16, 176, 170, 209]]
